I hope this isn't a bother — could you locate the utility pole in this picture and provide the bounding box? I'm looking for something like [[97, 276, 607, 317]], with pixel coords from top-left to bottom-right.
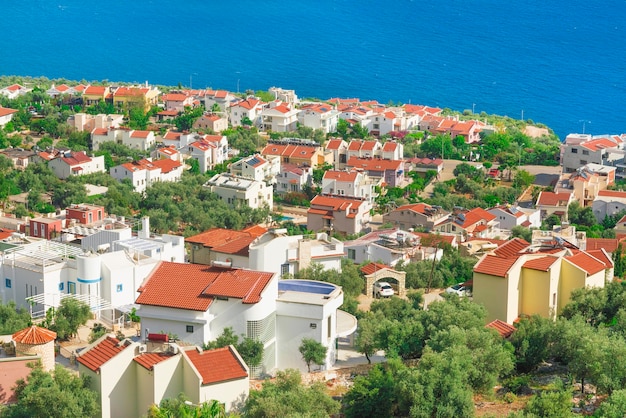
[[579, 120, 591, 135]]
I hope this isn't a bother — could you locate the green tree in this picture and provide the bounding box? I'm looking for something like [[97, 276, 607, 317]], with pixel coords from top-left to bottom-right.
[[46, 298, 91, 340], [509, 315, 555, 373], [244, 369, 340, 418], [511, 225, 532, 242], [3, 363, 99, 418], [343, 361, 399, 418], [298, 338, 327, 372], [594, 389, 626, 417], [127, 105, 149, 130], [204, 327, 263, 369], [174, 106, 203, 131], [147, 393, 227, 418], [355, 312, 383, 363], [88, 323, 109, 344], [523, 381, 572, 418], [0, 301, 32, 334]]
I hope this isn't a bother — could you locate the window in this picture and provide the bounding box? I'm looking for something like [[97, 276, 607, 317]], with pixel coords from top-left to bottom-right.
[[571, 148, 578, 153], [116, 284, 123, 292], [5, 278, 11, 288], [582, 150, 589, 156], [281, 263, 290, 276], [580, 160, 587, 165], [347, 249, 356, 260], [58, 282, 64, 291], [328, 316, 332, 339], [68, 282, 76, 295], [186, 325, 194, 333]]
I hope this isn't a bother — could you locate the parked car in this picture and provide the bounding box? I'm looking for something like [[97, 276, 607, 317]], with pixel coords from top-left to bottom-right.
[[373, 281, 395, 298], [445, 283, 471, 297]]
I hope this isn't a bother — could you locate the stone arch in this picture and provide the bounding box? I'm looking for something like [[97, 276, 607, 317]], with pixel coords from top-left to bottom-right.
[[363, 266, 406, 298]]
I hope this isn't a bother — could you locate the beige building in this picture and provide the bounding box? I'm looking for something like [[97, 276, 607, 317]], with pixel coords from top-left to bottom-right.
[[77, 335, 249, 418], [205, 174, 273, 210], [383, 202, 449, 231], [473, 237, 613, 324], [307, 195, 372, 235]]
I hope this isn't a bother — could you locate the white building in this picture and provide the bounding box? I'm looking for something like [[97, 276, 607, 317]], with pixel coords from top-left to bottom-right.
[[297, 103, 340, 134], [275, 163, 312, 195], [110, 158, 183, 193], [260, 102, 299, 132], [344, 228, 442, 266], [69, 113, 123, 132], [229, 98, 264, 127], [229, 154, 280, 184], [487, 205, 541, 231], [187, 135, 229, 173], [321, 170, 377, 203], [205, 174, 273, 210], [47, 151, 105, 179], [0, 107, 18, 127], [135, 262, 355, 374], [248, 229, 344, 277]]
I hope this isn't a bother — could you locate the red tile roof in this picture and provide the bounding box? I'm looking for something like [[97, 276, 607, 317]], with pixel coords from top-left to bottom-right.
[[474, 254, 520, 277], [12, 325, 56, 345], [323, 170, 358, 182], [84, 86, 107, 95], [77, 337, 130, 372], [163, 131, 182, 141], [185, 226, 267, 254], [586, 238, 619, 252], [580, 137, 617, 152], [598, 190, 626, 199], [536, 191, 572, 206], [346, 157, 403, 171], [360, 262, 391, 275], [565, 252, 607, 275], [185, 346, 248, 385], [0, 107, 18, 117], [486, 319, 516, 338], [133, 352, 174, 370], [325, 139, 345, 150], [162, 93, 188, 102], [493, 238, 529, 258], [232, 98, 260, 110], [309, 195, 364, 211], [130, 130, 152, 138], [586, 249, 613, 269], [60, 151, 92, 166], [522, 256, 559, 272], [135, 262, 275, 310]]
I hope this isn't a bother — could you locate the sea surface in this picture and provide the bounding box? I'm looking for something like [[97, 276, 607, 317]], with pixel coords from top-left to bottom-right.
[[1, 0, 625, 140]]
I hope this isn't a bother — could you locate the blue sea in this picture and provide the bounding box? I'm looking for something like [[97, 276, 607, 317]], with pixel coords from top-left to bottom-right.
[[2, 0, 625, 140]]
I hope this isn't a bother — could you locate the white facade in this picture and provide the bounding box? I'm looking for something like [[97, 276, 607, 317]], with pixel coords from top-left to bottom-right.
[[110, 158, 183, 193], [205, 174, 273, 210], [297, 103, 340, 134], [487, 206, 541, 231], [321, 170, 377, 203], [248, 230, 344, 276], [47, 152, 105, 179], [229, 154, 281, 184], [261, 103, 299, 132]]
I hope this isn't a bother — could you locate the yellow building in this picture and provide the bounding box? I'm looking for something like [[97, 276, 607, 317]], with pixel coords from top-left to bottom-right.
[[112, 85, 160, 112], [473, 238, 613, 324]]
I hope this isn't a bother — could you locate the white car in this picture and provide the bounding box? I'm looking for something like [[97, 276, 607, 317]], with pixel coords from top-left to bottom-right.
[[373, 281, 395, 298], [445, 283, 471, 297]]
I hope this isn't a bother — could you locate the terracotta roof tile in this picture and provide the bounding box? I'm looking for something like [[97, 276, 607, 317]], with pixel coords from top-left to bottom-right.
[[346, 157, 403, 171], [565, 252, 607, 275], [185, 346, 247, 385], [12, 325, 56, 345], [474, 254, 520, 277], [536, 191, 572, 206], [135, 262, 274, 310], [493, 238, 529, 258], [598, 190, 626, 199], [522, 256, 559, 271], [323, 170, 358, 182], [486, 319, 516, 338], [0, 107, 18, 117], [310, 195, 364, 211], [133, 352, 174, 370], [586, 238, 619, 252], [77, 337, 129, 372], [360, 262, 390, 275]]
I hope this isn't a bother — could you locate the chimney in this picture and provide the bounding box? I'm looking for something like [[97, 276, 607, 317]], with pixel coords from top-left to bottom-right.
[[139, 216, 150, 239]]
